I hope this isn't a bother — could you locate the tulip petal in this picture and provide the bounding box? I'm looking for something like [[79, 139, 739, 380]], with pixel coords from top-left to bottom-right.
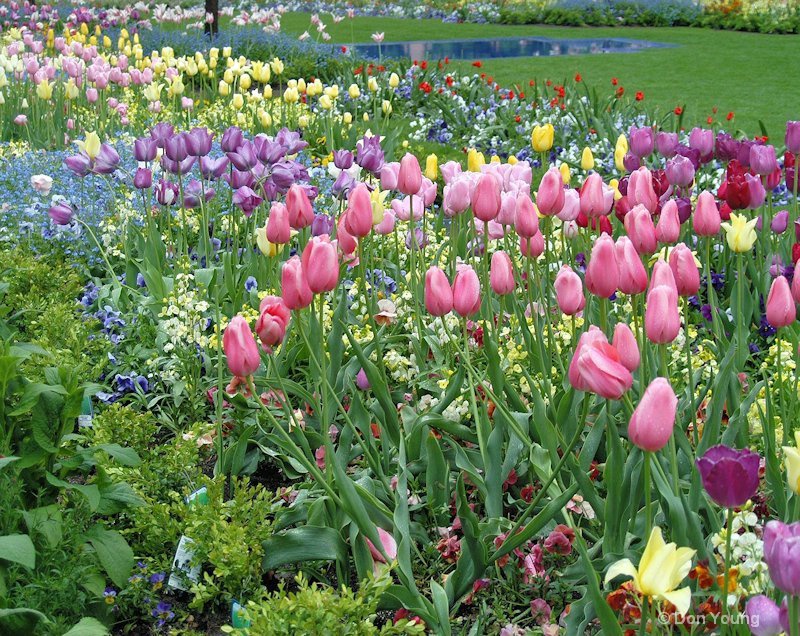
[[660, 587, 692, 617], [604, 558, 639, 587]]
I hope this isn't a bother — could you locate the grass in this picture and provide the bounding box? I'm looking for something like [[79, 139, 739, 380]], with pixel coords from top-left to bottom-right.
[[278, 12, 800, 139]]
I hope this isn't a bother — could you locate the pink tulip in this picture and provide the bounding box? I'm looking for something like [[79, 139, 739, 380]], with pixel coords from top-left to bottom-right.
[[554, 266, 585, 315], [255, 296, 290, 350], [424, 266, 453, 316], [514, 192, 539, 238], [490, 251, 515, 295], [693, 191, 721, 236], [223, 315, 261, 377], [766, 275, 796, 328], [792, 268, 800, 304], [443, 179, 471, 216], [281, 256, 313, 310], [497, 192, 517, 226], [627, 167, 658, 213], [648, 260, 678, 298], [645, 286, 680, 344], [624, 204, 658, 255], [557, 188, 581, 222], [615, 236, 648, 296], [440, 160, 462, 184], [380, 162, 400, 190], [656, 199, 681, 244], [585, 234, 619, 299], [628, 378, 677, 452], [266, 202, 291, 244], [366, 527, 397, 564], [374, 210, 396, 234], [336, 215, 358, 255], [286, 184, 314, 229], [612, 323, 640, 372], [452, 265, 481, 316], [520, 232, 544, 259], [345, 183, 373, 237], [536, 167, 565, 216], [259, 294, 292, 326], [569, 327, 633, 400], [301, 236, 339, 293], [472, 173, 501, 222], [579, 173, 608, 217], [397, 153, 422, 195], [668, 244, 700, 297]]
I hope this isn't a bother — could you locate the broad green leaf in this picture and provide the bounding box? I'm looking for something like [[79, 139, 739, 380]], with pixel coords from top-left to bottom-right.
[[62, 617, 109, 636], [0, 535, 35, 569], [85, 527, 134, 588], [262, 526, 346, 570]]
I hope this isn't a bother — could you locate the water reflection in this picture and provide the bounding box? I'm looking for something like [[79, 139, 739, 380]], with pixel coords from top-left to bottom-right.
[[350, 37, 672, 60]]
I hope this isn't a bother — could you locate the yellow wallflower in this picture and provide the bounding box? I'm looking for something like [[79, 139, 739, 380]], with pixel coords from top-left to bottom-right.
[[721, 212, 758, 253], [784, 431, 800, 494], [531, 123, 554, 152], [605, 526, 695, 616]]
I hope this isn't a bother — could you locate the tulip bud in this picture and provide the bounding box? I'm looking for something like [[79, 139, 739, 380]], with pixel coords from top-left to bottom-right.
[[536, 167, 565, 216], [301, 236, 339, 294], [624, 204, 658, 254], [668, 244, 700, 297], [628, 378, 677, 452], [397, 153, 422, 195], [514, 192, 539, 237], [472, 173, 501, 222], [693, 191, 721, 236], [579, 173, 610, 218], [786, 121, 800, 155], [490, 251, 515, 295], [424, 266, 453, 316], [554, 266, 585, 315], [266, 202, 291, 244], [766, 275, 796, 328], [627, 167, 658, 213], [612, 323, 640, 372], [585, 234, 619, 299], [345, 183, 374, 238], [223, 316, 261, 377], [452, 265, 481, 316], [645, 285, 680, 344], [520, 232, 545, 259], [286, 184, 314, 229], [615, 236, 648, 296], [281, 256, 313, 310], [655, 199, 681, 244]]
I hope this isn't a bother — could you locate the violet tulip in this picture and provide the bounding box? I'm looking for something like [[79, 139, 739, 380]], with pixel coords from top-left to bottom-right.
[[766, 275, 796, 328], [666, 155, 695, 188], [750, 144, 779, 176], [490, 251, 515, 295], [744, 596, 782, 636], [656, 131, 679, 158], [689, 127, 714, 163], [452, 265, 481, 316], [424, 266, 453, 316], [628, 378, 677, 452], [281, 256, 313, 310], [585, 234, 619, 299], [629, 126, 655, 158], [48, 202, 74, 225], [133, 168, 152, 190], [554, 266, 585, 315], [787, 121, 800, 155], [696, 445, 760, 509], [223, 316, 261, 377], [232, 186, 262, 216], [301, 236, 339, 294], [763, 520, 800, 596]]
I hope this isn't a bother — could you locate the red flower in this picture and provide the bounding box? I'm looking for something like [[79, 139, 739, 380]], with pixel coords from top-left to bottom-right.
[[712, 106, 718, 114], [444, 56, 450, 64], [340, 46, 347, 53], [727, 111, 735, 121], [615, 86, 625, 98], [515, 115, 521, 123], [472, 60, 482, 67], [418, 81, 432, 94], [793, 242, 800, 264], [529, 79, 535, 87], [518, 91, 525, 99], [354, 65, 363, 75], [611, 77, 618, 86], [575, 73, 582, 82], [707, 116, 713, 124], [674, 106, 684, 115], [445, 75, 454, 86], [635, 91, 644, 101], [420, 60, 428, 70]]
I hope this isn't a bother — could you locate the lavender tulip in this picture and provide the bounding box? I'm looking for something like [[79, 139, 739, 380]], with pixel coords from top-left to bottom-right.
[[48, 202, 74, 225], [764, 520, 800, 596]]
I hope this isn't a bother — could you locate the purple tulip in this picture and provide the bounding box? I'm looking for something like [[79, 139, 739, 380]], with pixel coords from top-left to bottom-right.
[[689, 127, 714, 163], [232, 186, 262, 216], [696, 444, 760, 508], [183, 179, 214, 208], [655, 131, 679, 158], [48, 202, 74, 225], [744, 595, 781, 636], [64, 153, 92, 177], [665, 155, 695, 188], [255, 138, 286, 165], [185, 127, 214, 157], [333, 149, 354, 170], [270, 161, 296, 191], [405, 227, 428, 250], [623, 152, 641, 172], [629, 126, 654, 158], [164, 133, 188, 162], [149, 122, 174, 148], [356, 134, 385, 174], [332, 170, 356, 198], [93, 144, 120, 174], [716, 132, 740, 162], [311, 214, 334, 236], [220, 126, 243, 153], [227, 141, 258, 171], [675, 145, 701, 170], [737, 140, 756, 168], [161, 155, 196, 176], [227, 169, 254, 190], [772, 210, 790, 234], [199, 156, 229, 180], [764, 520, 800, 596], [675, 197, 692, 224], [746, 173, 767, 209], [750, 144, 779, 176], [275, 128, 307, 155], [355, 368, 370, 390], [134, 137, 158, 162], [787, 121, 800, 155], [133, 167, 152, 189], [154, 179, 179, 206]]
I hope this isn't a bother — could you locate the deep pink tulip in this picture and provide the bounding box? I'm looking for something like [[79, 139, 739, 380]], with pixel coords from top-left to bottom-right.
[[668, 243, 700, 297], [345, 183, 374, 237], [472, 173, 502, 222], [615, 236, 648, 296], [628, 377, 677, 452], [452, 265, 481, 316], [645, 285, 680, 344], [612, 323, 640, 372], [520, 232, 544, 259], [693, 191, 721, 236], [569, 327, 633, 399], [366, 527, 398, 563], [281, 256, 313, 310], [301, 236, 339, 294], [585, 234, 619, 299], [266, 202, 291, 244], [792, 268, 800, 304], [490, 251, 516, 295], [536, 167, 565, 216], [627, 167, 658, 214], [766, 275, 796, 328], [397, 153, 422, 195], [656, 199, 681, 244], [787, 122, 800, 155], [286, 184, 314, 229], [579, 173, 609, 218], [554, 266, 585, 315], [255, 297, 289, 350], [624, 204, 658, 254], [223, 315, 261, 377], [515, 192, 539, 238], [424, 266, 453, 316]]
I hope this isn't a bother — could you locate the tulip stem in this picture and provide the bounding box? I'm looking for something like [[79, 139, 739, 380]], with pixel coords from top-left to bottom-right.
[[643, 451, 652, 539], [639, 595, 649, 636], [736, 253, 747, 369], [791, 596, 800, 636], [683, 298, 697, 448], [722, 506, 734, 628]]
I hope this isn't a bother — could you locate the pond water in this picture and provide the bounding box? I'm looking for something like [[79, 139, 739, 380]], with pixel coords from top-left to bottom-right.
[[349, 36, 673, 60]]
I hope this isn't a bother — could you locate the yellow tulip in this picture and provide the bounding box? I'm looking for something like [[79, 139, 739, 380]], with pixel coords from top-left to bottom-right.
[[615, 133, 628, 155], [270, 57, 284, 75], [263, 85, 273, 100], [239, 73, 251, 91], [368, 77, 379, 92], [531, 123, 554, 152], [362, 113, 370, 122], [424, 154, 438, 181], [389, 73, 400, 88], [283, 87, 299, 104], [507, 155, 518, 166], [381, 100, 392, 115], [721, 212, 758, 253], [319, 94, 333, 110], [615, 148, 626, 172], [218, 80, 230, 97], [256, 227, 278, 256], [581, 147, 594, 171], [370, 189, 389, 224], [222, 46, 232, 58], [348, 83, 360, 99], [343, 112, 353, 125], [170, 78, 185, 96], [231, 93, 244, 110], [559, 162, 571, 186], [36, 79, 53, 100], [605, 526, 695, 616], [77, 132, 102, 160], [609, 178, 623, 201], [490, 155, 501, 164], [298, 115, 309, 128], [258, 109, 272, 128], [467, 148, 485, 172], [783, 431, 800, 495], [0, 92, 5, 106], [297, 78, 306, 94]]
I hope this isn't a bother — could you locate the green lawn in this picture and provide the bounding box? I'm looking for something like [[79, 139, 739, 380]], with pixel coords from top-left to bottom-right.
[[279, 13, 800, 139]]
